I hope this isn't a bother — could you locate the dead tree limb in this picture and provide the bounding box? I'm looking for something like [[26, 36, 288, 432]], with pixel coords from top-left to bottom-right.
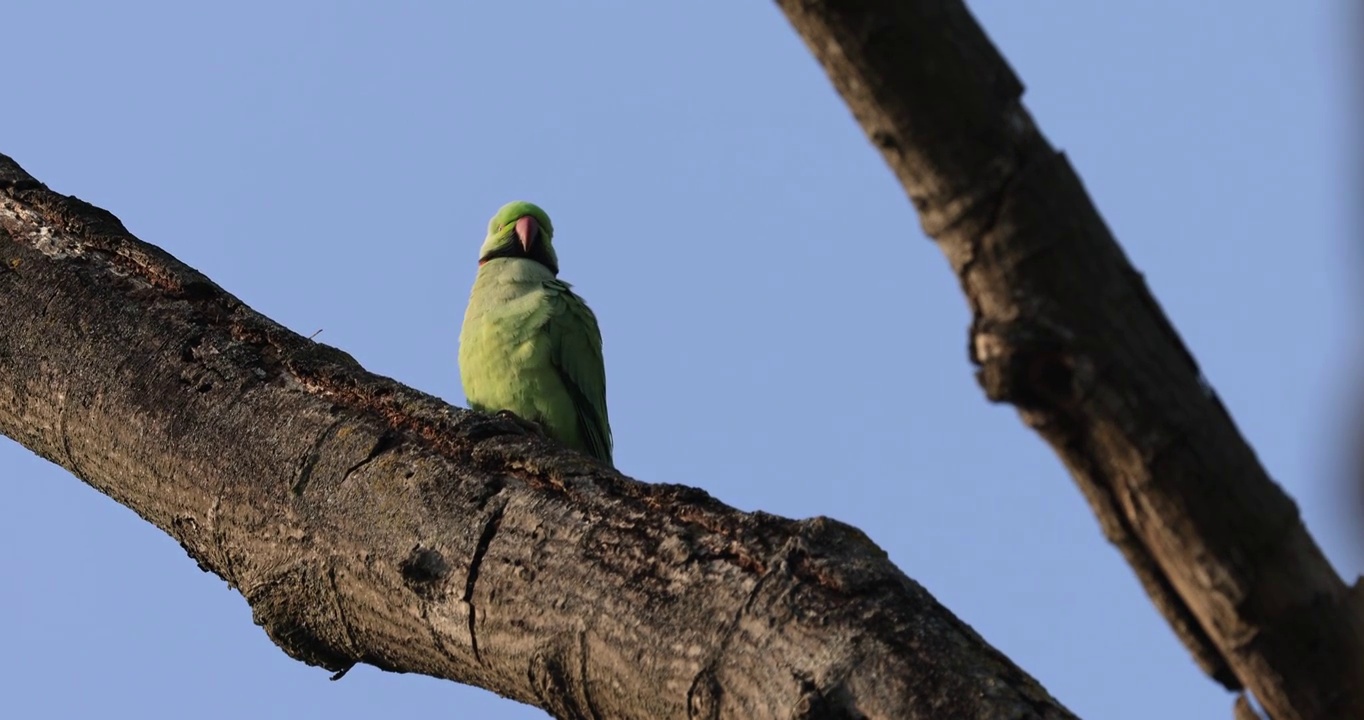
[[772, 2, 1364, 719], [0, 153, 1075, 719]]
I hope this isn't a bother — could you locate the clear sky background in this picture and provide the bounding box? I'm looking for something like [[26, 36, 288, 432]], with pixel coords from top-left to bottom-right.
[[1, 2, 1355, 719]]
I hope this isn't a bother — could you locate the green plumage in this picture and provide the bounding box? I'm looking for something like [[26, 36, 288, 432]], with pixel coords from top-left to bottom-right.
[[459, 201, 613, 464]]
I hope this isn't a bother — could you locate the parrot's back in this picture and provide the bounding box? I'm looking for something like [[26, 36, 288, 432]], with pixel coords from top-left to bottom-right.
[[459, 257, 612, 463]]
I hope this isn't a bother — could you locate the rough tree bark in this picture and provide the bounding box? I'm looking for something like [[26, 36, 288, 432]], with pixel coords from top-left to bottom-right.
[[772, 2, 1364, 720], [0, 152, 1076, 719]]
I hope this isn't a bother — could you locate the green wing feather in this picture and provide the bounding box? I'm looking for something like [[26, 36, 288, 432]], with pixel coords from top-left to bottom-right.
[[543, 279, 613, 464]]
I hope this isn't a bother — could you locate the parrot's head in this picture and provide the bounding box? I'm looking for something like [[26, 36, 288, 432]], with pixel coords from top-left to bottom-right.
[[478, 200, 558, 275]]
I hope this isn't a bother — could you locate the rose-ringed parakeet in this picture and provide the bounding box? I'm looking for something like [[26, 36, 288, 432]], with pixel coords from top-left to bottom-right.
[[459, 201, 613, 464]]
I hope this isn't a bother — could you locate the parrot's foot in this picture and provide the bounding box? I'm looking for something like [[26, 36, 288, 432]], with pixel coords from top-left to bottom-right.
[[495, 409, 546, 437]]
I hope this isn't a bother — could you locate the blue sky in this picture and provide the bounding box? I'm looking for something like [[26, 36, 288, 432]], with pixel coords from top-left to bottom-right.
[[1, 2, 1354, 718]]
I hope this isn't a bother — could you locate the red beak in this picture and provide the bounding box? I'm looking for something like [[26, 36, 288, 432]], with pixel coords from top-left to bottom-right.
[[514, 215, 538, 253]]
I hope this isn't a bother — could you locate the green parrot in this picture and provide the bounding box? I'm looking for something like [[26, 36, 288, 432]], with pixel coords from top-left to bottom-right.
[[458, 200, 613, 464]]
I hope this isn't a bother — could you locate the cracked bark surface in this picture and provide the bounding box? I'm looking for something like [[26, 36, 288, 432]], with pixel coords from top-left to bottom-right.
[[773, 2, 1364, 719], [0, 152, 1074, 719]]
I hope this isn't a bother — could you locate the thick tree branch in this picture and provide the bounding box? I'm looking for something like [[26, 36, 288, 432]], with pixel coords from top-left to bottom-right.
[[0, 153, 1073, 719], [772, 1, 1364, 719]]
